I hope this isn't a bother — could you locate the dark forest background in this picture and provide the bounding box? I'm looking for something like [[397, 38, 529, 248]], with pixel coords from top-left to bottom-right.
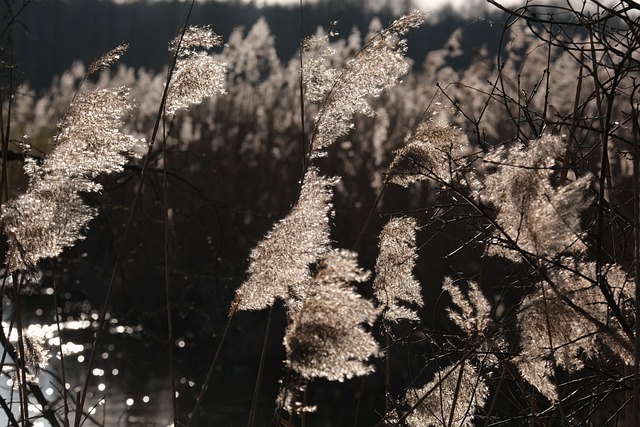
[[11, 0, 501, 90]]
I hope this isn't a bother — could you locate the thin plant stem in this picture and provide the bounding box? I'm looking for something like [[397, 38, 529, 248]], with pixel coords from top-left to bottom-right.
[[301, 387, 307, 427], [0, 394, 18, 427], [385, 332, 392, 416], [482, 362, 508, 427], [351, 99, 436, 252], [377, 344, 475, 427], [298, 0, 306, 175], [12, 278, 27, 426], [0, 11, 15, 209], [247, 305, 274, 427], [351, 178, 388, 252], [53, 284, 70, 427], [352, 376, 366, 427], [631, 83, 640, 427], [274, 370, 293, 427], [186, 315, 233, 427], [0, 5, 15, 421], [559, 56, 583, 185], [73, 3, 198, 424], [539, 28, 552, 134], [446, 342, 468, 427], [162, 119, 179, 426], [0, 1, 31, 40], [538, 268, 568, 426], [588, 30, 634, 341]]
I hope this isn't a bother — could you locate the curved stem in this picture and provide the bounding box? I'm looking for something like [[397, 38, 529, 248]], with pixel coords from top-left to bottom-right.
[[186, 314, 233, 427], [248, 305, 274, 427], [162, 118, 179, 426], [73, 3, 197, 425]]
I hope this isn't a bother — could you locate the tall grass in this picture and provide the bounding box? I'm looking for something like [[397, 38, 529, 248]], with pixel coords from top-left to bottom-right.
[[2, 0, 640, 426]]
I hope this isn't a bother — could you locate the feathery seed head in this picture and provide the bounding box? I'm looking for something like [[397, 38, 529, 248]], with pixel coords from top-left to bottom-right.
[[516, 260, 634, 402], [389, 119, 469, 186], [166, 26, 227, 114], [308, 11, 424, 158], [302, 34, 339, 102], [373, 217, 423, 323], [166, 53, 227, 114], [169, 26, 223, 56], [312, 249, 370, 287], [443, 277, 491, 336], [232, 168, 336, 313], [284, 279, 380, 381], [2, 87, 143, 271], [480, 136, 591, 260], [20, 328, 51, 383], [400, 362, 489, 427], [88, 43, 129, 75]]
